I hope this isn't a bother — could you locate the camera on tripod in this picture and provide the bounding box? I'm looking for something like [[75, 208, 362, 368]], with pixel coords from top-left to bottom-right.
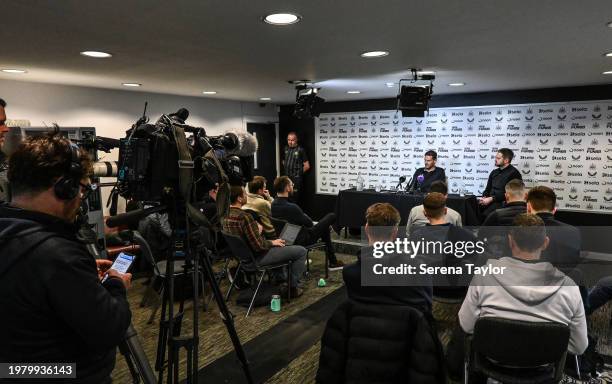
[[75, 105, 256, 384]]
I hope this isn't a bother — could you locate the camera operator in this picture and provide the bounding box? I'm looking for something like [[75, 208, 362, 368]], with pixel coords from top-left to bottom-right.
[[0, 133, 132, 383]]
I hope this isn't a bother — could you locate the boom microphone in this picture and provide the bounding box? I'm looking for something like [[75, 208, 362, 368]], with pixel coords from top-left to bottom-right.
[[169, 108, 190, 124], [227, 131, 258, 157]]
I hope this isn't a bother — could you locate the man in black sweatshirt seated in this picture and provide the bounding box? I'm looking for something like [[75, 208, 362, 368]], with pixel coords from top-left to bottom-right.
[[0, 133, 132, 384], [271, 176, 344, 269], [479, 148, 522, 218], [343, 202, 433, 313], [479, 178, 527, 258]]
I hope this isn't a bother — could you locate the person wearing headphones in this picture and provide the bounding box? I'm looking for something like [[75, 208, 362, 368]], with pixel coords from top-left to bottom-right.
[[0, 132, 132, 383]]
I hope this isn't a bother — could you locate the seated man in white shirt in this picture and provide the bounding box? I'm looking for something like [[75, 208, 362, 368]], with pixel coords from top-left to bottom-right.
[[447, 213, 587, 380], [406, 181, 462, 238]]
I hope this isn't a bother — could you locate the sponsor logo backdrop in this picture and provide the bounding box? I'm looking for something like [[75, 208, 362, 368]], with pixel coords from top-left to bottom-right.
[[315, 100, 612, 213]]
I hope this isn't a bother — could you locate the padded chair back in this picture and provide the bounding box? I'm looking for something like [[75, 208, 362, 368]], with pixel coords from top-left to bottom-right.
[[473, 317, 569, 367], [221, 232, 259, 268], [270, 217, 289, 238]]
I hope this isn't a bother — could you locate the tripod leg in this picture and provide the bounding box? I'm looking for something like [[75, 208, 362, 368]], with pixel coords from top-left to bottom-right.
[[118, 339, 141, 384], [148, 285, 164, 324], [200, 270, 208, 312], [200, 249, 254, 384]]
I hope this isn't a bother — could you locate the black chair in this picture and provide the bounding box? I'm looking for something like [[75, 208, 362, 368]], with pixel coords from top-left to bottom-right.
[[465, 317, 570, 384], [221, 232, 293, 317], [270, 216, 328, 278], [133, 231, 208, 324]]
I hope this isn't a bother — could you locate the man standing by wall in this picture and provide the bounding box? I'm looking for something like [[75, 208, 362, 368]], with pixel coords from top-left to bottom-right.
[[0, 97, 9, 202], [282, 131, 310, 204]]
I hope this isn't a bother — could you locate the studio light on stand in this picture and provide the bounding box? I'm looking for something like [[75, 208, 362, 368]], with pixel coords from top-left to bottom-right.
[[396, 69, 435, 118]]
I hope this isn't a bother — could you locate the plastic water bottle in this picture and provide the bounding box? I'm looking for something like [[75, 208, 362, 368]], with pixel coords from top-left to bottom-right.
[[356, 174, 364, 191]]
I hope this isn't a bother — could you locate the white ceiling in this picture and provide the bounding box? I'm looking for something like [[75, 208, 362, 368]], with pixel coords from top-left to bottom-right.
[[1, 0, 612, 103]]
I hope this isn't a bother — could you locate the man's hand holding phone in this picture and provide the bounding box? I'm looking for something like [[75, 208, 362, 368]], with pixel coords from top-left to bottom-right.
[[99, 253, 135, 289]]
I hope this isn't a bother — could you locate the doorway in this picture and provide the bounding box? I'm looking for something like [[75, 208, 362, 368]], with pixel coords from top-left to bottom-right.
[[246, 123, 277, 186]]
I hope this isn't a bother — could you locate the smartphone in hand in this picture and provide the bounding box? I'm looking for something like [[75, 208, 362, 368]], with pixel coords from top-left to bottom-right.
[[101, 252, 135, 283]]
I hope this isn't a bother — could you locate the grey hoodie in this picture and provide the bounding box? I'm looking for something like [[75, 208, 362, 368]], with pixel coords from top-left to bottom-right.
[[459, 256, 588, 355]]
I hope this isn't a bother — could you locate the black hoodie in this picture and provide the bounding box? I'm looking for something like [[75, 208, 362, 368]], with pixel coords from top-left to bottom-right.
[[0, 204, 131, 383]]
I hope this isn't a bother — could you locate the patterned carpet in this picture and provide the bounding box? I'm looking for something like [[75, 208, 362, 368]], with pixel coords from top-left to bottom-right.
[[111, 248, 612, 384]]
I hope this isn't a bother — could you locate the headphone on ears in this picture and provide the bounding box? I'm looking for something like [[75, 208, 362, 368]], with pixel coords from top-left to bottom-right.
[[53, 142, 82, 200]]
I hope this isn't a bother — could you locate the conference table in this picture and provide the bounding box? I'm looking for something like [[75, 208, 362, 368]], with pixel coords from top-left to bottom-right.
[[334, 189, 481, 229]]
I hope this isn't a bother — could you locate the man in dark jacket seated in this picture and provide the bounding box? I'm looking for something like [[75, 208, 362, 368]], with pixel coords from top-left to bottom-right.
[[478, 148, 522, 219], [0, 133, 132, 384], [526, 186, 581, 271], [343, 202, 432, 313], [412, 193, 483, 298], [479, 178, 527, 258], [316, 203, 444, 384], [271, 176, 344, 269]]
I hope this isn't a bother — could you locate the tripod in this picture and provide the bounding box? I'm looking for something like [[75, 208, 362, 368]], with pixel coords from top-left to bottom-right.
[[148, 198, 254, 384]]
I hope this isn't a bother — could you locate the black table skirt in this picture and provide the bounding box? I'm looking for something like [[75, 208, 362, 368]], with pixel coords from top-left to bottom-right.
[[335, 189, 480, 228]]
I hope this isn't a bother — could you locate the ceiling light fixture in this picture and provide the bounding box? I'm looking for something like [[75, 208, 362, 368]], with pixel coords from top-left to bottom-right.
[[607, 21, 612, 28], [605, 52, 612, 57], [263, 13, 301, 25], [259, 97, 272, 101], [202, 91, 218, 95], [80, 51, 113, 58], [122, 83, 141, 87], [603, 71, 612, 75], [347, 90, 361, 94], [386, 82, 395, 88], [448, 82, 465, 87], [1, 69, 27, 74], [360, 51, 389, 58]]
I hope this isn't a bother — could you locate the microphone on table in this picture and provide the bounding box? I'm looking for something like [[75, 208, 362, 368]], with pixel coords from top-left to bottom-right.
[[396, 176, 406, 190], [416, 174, 425, 192]]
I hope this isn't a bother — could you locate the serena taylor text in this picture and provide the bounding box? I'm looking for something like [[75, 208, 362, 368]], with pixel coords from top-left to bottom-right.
[[373, 263, 506, 277]]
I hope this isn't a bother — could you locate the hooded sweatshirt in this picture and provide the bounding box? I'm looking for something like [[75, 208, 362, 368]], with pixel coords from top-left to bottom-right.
[[458, 256, 587, 355], [0, 203, 131, 383]]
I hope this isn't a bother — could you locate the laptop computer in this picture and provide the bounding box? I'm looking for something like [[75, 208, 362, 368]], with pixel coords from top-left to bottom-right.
[[279, 223, 302, 246]]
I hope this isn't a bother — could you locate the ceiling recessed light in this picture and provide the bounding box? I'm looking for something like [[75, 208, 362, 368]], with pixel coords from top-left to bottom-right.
[[419, 70, 436, 75], [347, 90, 361, 94], [386, 82, 395, 88], [80, 51, 113, 58], [605, 52, 612, 57], [603, 71, 612, 75], [448, 82, 465, 87], [1, 69, 27, 74], [122, 83, 141, 87], [361, 51, 389, 58], [263, 13, 301, 25], [259, 97, 272, 101], [202, 91, 218, 95]]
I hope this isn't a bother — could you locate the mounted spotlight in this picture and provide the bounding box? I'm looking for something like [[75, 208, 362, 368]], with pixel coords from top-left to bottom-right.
[[292, 82, 325, 119], [396, 69, 435, 117]]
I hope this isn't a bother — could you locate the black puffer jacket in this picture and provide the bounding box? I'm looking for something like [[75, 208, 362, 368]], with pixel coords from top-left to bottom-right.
[[481, 201, 526, 227], [316, 300, 445, 384], [0, 204, 131, 384]]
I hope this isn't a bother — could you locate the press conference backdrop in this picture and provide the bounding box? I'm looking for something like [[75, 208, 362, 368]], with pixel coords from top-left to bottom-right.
[[315, 100, 612, 213]]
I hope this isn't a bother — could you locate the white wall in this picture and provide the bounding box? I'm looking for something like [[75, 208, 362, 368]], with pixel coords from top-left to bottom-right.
[[0, 78, 278, 214]]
